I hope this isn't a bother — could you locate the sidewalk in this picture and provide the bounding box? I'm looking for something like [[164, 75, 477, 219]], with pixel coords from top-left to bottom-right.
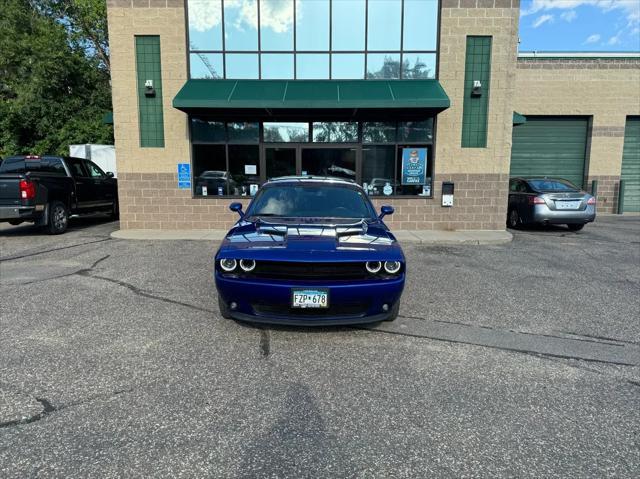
[[111, 229, 512, 245]]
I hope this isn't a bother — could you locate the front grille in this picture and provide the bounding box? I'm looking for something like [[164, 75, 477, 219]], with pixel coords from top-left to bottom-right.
[[248, 261, 370, 280], [252, 301, 369, 318]]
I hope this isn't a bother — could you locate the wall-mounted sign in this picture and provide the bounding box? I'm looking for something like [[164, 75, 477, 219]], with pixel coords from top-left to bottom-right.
[[401, 148, 427, 185], [177, 163, 191, 189]]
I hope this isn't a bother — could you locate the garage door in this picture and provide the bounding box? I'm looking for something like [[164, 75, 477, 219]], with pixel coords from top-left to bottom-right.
[[621, 117, 640, 213], [510, 117, 588, 188]]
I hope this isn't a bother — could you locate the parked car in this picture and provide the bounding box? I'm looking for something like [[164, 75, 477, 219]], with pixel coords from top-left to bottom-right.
[[0, 155, 118, 234], [195, 170, 235, 196], [507, 177, 596, 231], [214, 176, 406, 325]]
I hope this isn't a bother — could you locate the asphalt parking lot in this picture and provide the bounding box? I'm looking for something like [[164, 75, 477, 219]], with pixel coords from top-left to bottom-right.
[[1, 216, 639, 478]]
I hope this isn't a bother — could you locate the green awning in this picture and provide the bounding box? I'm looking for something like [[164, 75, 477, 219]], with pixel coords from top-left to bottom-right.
[[513, 112, 527, 125], [173, 79, 450, 120], [102, 111, 113, 125]]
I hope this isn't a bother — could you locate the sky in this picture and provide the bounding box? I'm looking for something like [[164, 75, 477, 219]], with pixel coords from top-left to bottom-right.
[[519, 0, 640, 51]]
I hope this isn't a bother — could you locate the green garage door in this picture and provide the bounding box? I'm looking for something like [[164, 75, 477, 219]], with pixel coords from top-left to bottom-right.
[[621, 117, 640, 213], [510, 117, 588, 188]]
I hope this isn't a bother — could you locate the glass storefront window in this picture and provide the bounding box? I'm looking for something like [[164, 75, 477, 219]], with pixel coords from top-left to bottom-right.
[[295, 0, 329, 51], [402, 53, 436, 79], [223, 0, 258, 51], [192, 144, 228, 196], [312, 122, 358, 143], [296, 54, 329, 79], [403, 0, 439, 51], [187, 0, 223, 51], [260, 54, 294, 79], [228, 145, 261, 196], [363, 122, 396, 143], [362, 146, 396, 197], [331, 0, 366, 51], [331, 54, 365, 79], [191, 119, 226, 142], [366, 54, 401, 79], [301, 148, 356, 181], [395, 145, 433, 196], [398, 120, 434, 143], [225, 54, 259, 79], [260, 0, 294, 51], [227, 122, 259, 143], [263, 122, 309, 142], [367, 0, 401, 51], [265, 147, 296, 179], [190, 53, 223, 79]]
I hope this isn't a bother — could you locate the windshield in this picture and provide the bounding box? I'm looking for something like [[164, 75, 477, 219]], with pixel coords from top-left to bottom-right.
[[247, 184, 375, 219], [528, 179, 579, 192]]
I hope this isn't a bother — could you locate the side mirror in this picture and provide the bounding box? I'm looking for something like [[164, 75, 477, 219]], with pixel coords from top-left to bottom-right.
[[229, 202, 244, 218], [379, 205, 394, 220], [106, 172, 114, 178]]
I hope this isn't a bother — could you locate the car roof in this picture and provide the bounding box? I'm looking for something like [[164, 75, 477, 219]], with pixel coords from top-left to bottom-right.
[[264, 176, 360, 188]]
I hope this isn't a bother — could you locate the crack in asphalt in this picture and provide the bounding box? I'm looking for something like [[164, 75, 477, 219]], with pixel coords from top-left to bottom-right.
[[19, 255, 112, 286], [0, 238, 112, 262], [557, 330, 640, 347], [259, 328, 271, 357]]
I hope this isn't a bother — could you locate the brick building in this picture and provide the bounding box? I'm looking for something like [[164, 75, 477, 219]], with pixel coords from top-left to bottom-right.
[[105, 0, 640, 231]]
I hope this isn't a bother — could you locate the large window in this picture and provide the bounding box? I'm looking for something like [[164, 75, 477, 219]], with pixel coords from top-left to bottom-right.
[[190, 119, 435, 198], [187, 0, 439, 80]]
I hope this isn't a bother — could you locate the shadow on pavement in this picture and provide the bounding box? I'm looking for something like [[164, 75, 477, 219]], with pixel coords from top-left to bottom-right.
[[0, 215, 118, 237]]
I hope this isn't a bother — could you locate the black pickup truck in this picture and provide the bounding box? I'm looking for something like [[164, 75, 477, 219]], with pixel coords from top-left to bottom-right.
[[0, 155, 118, 234]]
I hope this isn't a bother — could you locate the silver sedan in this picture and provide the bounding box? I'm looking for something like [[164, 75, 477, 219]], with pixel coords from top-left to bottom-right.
[[507, 177, 596, 231]]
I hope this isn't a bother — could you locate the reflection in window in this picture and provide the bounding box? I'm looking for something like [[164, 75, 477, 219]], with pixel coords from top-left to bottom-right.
[[193, 144, 228, 196], [331, 54, 364, 79], [398, 120, 433, 142], [191, 119, 226, 142], [363, 122, 396, 143], [265, 147, 296, 179], [227, 122, 259, 143], [229, 145, 261, 196], [367, 0, 401, 51], [313, 122, 358, 143], [190, 53, 223, 79], [403, 0, 439, 51], [362, 146, 396, 196], [296, 54, 329, 79], [264, 122, 309, 142], [366, 54, 401, 79], [302, 148, 356, 181], [261, 54, 294, 79], [225, 53, 259, 79], [188, 0, 223, 51], [332, 0, 365, 51], [224, 0, 258, 51], [295, 0, 329, 51], [260, 0, 294, 51], [402, 53, 436, 79]]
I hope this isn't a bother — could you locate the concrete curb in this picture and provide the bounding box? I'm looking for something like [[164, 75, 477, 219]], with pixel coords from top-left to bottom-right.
[[111, 229, 513, 245]]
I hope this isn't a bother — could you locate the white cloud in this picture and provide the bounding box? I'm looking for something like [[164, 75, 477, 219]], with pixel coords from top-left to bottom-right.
[[560, 10, 577, 22], [532, 14, 554, 28], [188, 0, 223, 32], [188, 0, 296, 34], [522, 0, 640, 26], [584, 33, 601, 44], [608, 33, 622, 45]]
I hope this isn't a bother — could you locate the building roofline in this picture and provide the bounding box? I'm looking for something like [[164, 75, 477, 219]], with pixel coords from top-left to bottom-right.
[[518, 51, 640, 58]]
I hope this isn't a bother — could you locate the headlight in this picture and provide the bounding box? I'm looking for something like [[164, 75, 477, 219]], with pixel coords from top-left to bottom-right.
[[366, 261, 382, 273], [384, 261, 401, 274], [240, 259, 256, 272], [219, 258, 237, 272]]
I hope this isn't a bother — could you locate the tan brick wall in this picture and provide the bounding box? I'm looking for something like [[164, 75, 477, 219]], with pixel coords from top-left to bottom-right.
[[107, 1, 519, 231], [586, 175, 620, 214]]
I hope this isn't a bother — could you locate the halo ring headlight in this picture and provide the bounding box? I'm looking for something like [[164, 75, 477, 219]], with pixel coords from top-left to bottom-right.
[[220, 258, 237, 272], [240, 259, 256, 272], [366, 261, 382, 274], [384, 261, 402, 274]]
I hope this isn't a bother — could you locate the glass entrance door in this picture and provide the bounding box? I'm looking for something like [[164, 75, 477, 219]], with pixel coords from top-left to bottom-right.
[[301, 148, 357, 181]]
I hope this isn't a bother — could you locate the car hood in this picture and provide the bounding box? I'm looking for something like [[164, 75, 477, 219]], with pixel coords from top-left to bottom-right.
[[217, 220, 403, 261]]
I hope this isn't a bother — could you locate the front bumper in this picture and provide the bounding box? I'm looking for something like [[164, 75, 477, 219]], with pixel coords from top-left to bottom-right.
[[532, 204, 596, 224], [215, 272, 405, 326], [0, 206, 37, 221]]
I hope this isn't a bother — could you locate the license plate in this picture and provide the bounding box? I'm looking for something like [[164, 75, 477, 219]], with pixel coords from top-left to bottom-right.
[[292, 289, 329, 308], [556, 200, 581, 210]]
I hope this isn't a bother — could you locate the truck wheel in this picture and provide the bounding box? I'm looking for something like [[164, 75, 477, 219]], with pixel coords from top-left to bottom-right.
[[110, 199, 119, 220], [383, 301, 400, 322], [218, 296, 232, 319], [47, 201, 69, 234]]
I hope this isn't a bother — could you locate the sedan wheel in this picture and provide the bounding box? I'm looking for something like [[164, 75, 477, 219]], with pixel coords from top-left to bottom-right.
[[507, 209, 520, 229]]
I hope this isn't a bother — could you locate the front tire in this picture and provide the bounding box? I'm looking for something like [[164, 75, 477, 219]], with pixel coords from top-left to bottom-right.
[[383, 302, 400, 322], [567, 224, 585, 232], [47, 201, 69, 235], [218, 295, 232, 319], [507, 208, 520, 229]]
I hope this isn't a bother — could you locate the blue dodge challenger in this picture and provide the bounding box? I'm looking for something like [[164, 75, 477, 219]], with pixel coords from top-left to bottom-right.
[[214, 177, 405, 325]]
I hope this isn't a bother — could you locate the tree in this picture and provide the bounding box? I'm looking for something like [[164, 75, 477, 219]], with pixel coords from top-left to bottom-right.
[[0, 0, 112, 156]]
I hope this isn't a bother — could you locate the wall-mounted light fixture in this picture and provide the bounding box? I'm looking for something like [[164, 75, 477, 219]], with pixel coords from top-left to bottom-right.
[[144, 79, 156, 97], [471, 80, 482, 97]]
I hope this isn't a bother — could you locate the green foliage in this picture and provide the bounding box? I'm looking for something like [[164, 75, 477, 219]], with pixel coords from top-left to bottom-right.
[[0, 0, 112, 156]]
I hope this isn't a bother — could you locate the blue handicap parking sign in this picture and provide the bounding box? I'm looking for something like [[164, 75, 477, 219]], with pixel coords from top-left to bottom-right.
[[177, 163, 191, 189]]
